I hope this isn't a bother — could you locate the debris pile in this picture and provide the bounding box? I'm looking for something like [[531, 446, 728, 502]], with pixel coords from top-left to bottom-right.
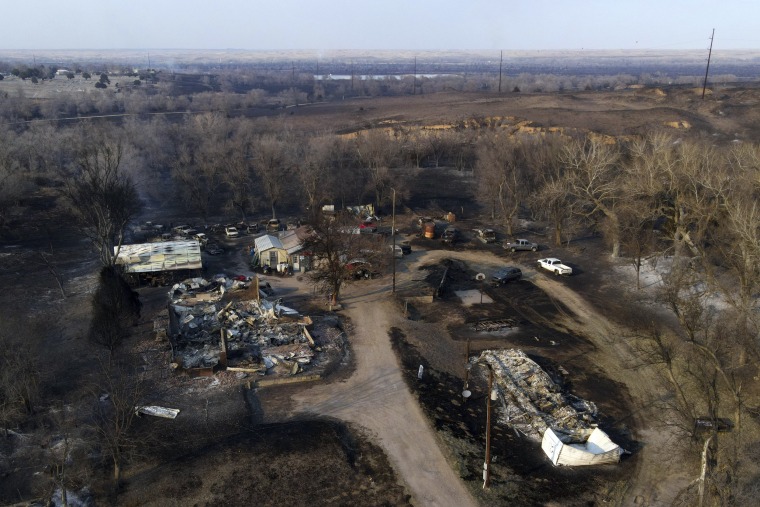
[[169, 274, 274, 303], [474, 349, 598, 441], [170, 297, 310, 374]]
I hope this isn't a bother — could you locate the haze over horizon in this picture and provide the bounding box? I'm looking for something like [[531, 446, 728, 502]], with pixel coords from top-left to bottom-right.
[[4, 0, 760, 52]]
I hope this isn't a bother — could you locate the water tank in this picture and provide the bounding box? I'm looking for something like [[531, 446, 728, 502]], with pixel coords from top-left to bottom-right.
[[423, 222, 435, 239]]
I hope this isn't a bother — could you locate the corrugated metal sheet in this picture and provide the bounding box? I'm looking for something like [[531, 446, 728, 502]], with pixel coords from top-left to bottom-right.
[[115, 240, 202, 273], [254, 234, 283, 252], [278, 230, 304, 255], [541, 428, 623, 466]]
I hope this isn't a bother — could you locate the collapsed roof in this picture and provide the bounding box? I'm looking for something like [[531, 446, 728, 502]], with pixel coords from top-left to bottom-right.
[[473, 349, 624, 466]]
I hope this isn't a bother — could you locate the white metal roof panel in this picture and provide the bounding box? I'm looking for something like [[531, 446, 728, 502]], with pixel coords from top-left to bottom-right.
[[115, 240, 202, 273]]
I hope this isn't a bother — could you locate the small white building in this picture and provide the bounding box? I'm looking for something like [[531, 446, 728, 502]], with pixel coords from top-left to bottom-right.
[[253, 235, 289, 270]]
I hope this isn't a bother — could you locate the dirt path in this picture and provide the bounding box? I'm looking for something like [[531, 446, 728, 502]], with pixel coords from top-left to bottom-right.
[[290, 272, 478, 507]]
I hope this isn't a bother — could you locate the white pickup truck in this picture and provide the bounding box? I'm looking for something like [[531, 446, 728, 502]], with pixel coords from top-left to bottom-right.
[[537, 258, 573, 276]]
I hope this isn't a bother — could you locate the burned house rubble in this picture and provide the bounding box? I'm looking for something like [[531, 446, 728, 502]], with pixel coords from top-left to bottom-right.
[[473, 349, 625, 466], [170, 298, 311, 374], [167, 275, 339, 378]]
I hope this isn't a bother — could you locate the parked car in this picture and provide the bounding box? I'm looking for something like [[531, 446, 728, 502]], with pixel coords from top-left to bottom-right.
[[491, 266, 523, 285], [400, 241, 412, 255], [474, 228, 497, 244], [359, 220, 378, 233], [390, 244, 403, 258], [237, 221, 258, 234], [503, 238, 539, 252], [416, 216, 434, 228], [193, 233, 209, 246], [225, 226, 239, 238], [205, 244, 224, 255], [345, 259, 378, 279], [173, 225, 196, 237], [266, 219, 281, 232], [537, 258, 573, 276], [441, 227, 459, 245]]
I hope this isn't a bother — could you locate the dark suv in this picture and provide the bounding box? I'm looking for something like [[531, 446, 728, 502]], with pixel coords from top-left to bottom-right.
[[441, 227, 459, 245], [491, 266, 522, 285]]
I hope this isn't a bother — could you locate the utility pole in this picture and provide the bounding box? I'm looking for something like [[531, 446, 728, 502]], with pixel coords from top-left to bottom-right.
[[498, 50, 503, 93], [484, 366, 493, 489], [702, 29, 715, 100], [413, 57, 417, 95], [392, 188, 396, 293]]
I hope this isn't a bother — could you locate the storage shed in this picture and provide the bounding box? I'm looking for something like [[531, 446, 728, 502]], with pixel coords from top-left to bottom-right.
[[278, 226, 314, 272], [253, 234, 289, 270]]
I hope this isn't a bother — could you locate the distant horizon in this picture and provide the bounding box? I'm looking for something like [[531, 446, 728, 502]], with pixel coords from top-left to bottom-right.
[[3, 1, 759, 52]]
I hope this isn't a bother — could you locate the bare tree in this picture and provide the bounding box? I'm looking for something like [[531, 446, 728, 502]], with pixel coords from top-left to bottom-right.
[[627, 134, 722, 259], [252, 133, 293, 219], [0, 310, 41, 435], [354, 129, 398, 210], [62, 127, 142, 267], [305, 214, 386, 305], [221, 126, 257, 221], [300, 135, 337, 223], [527, 136, 573, 246], [170, 113, 229, 224], [562, 136, 625, 256], [92, 358, 146, 485], [475, 134, 534, 235], [0, 127, 33, 228]]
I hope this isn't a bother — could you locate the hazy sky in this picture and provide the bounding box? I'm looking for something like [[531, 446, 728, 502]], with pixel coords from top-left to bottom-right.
[[3, 0, 759, 50]]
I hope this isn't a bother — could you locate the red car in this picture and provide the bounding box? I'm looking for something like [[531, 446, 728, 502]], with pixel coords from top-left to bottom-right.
[[359, 220, 378, 233], [345, 260, 377, 279]]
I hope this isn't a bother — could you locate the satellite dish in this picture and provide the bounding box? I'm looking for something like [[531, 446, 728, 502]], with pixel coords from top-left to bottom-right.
[[462, 390, 472, 398], [475, 273, 486, 281]]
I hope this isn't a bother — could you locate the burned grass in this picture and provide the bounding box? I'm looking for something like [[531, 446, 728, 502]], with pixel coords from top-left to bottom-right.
[[117, 419, 412, 507]]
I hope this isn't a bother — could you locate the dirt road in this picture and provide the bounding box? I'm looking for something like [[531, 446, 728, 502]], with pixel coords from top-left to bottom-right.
[[290, 268, 478, 507]]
